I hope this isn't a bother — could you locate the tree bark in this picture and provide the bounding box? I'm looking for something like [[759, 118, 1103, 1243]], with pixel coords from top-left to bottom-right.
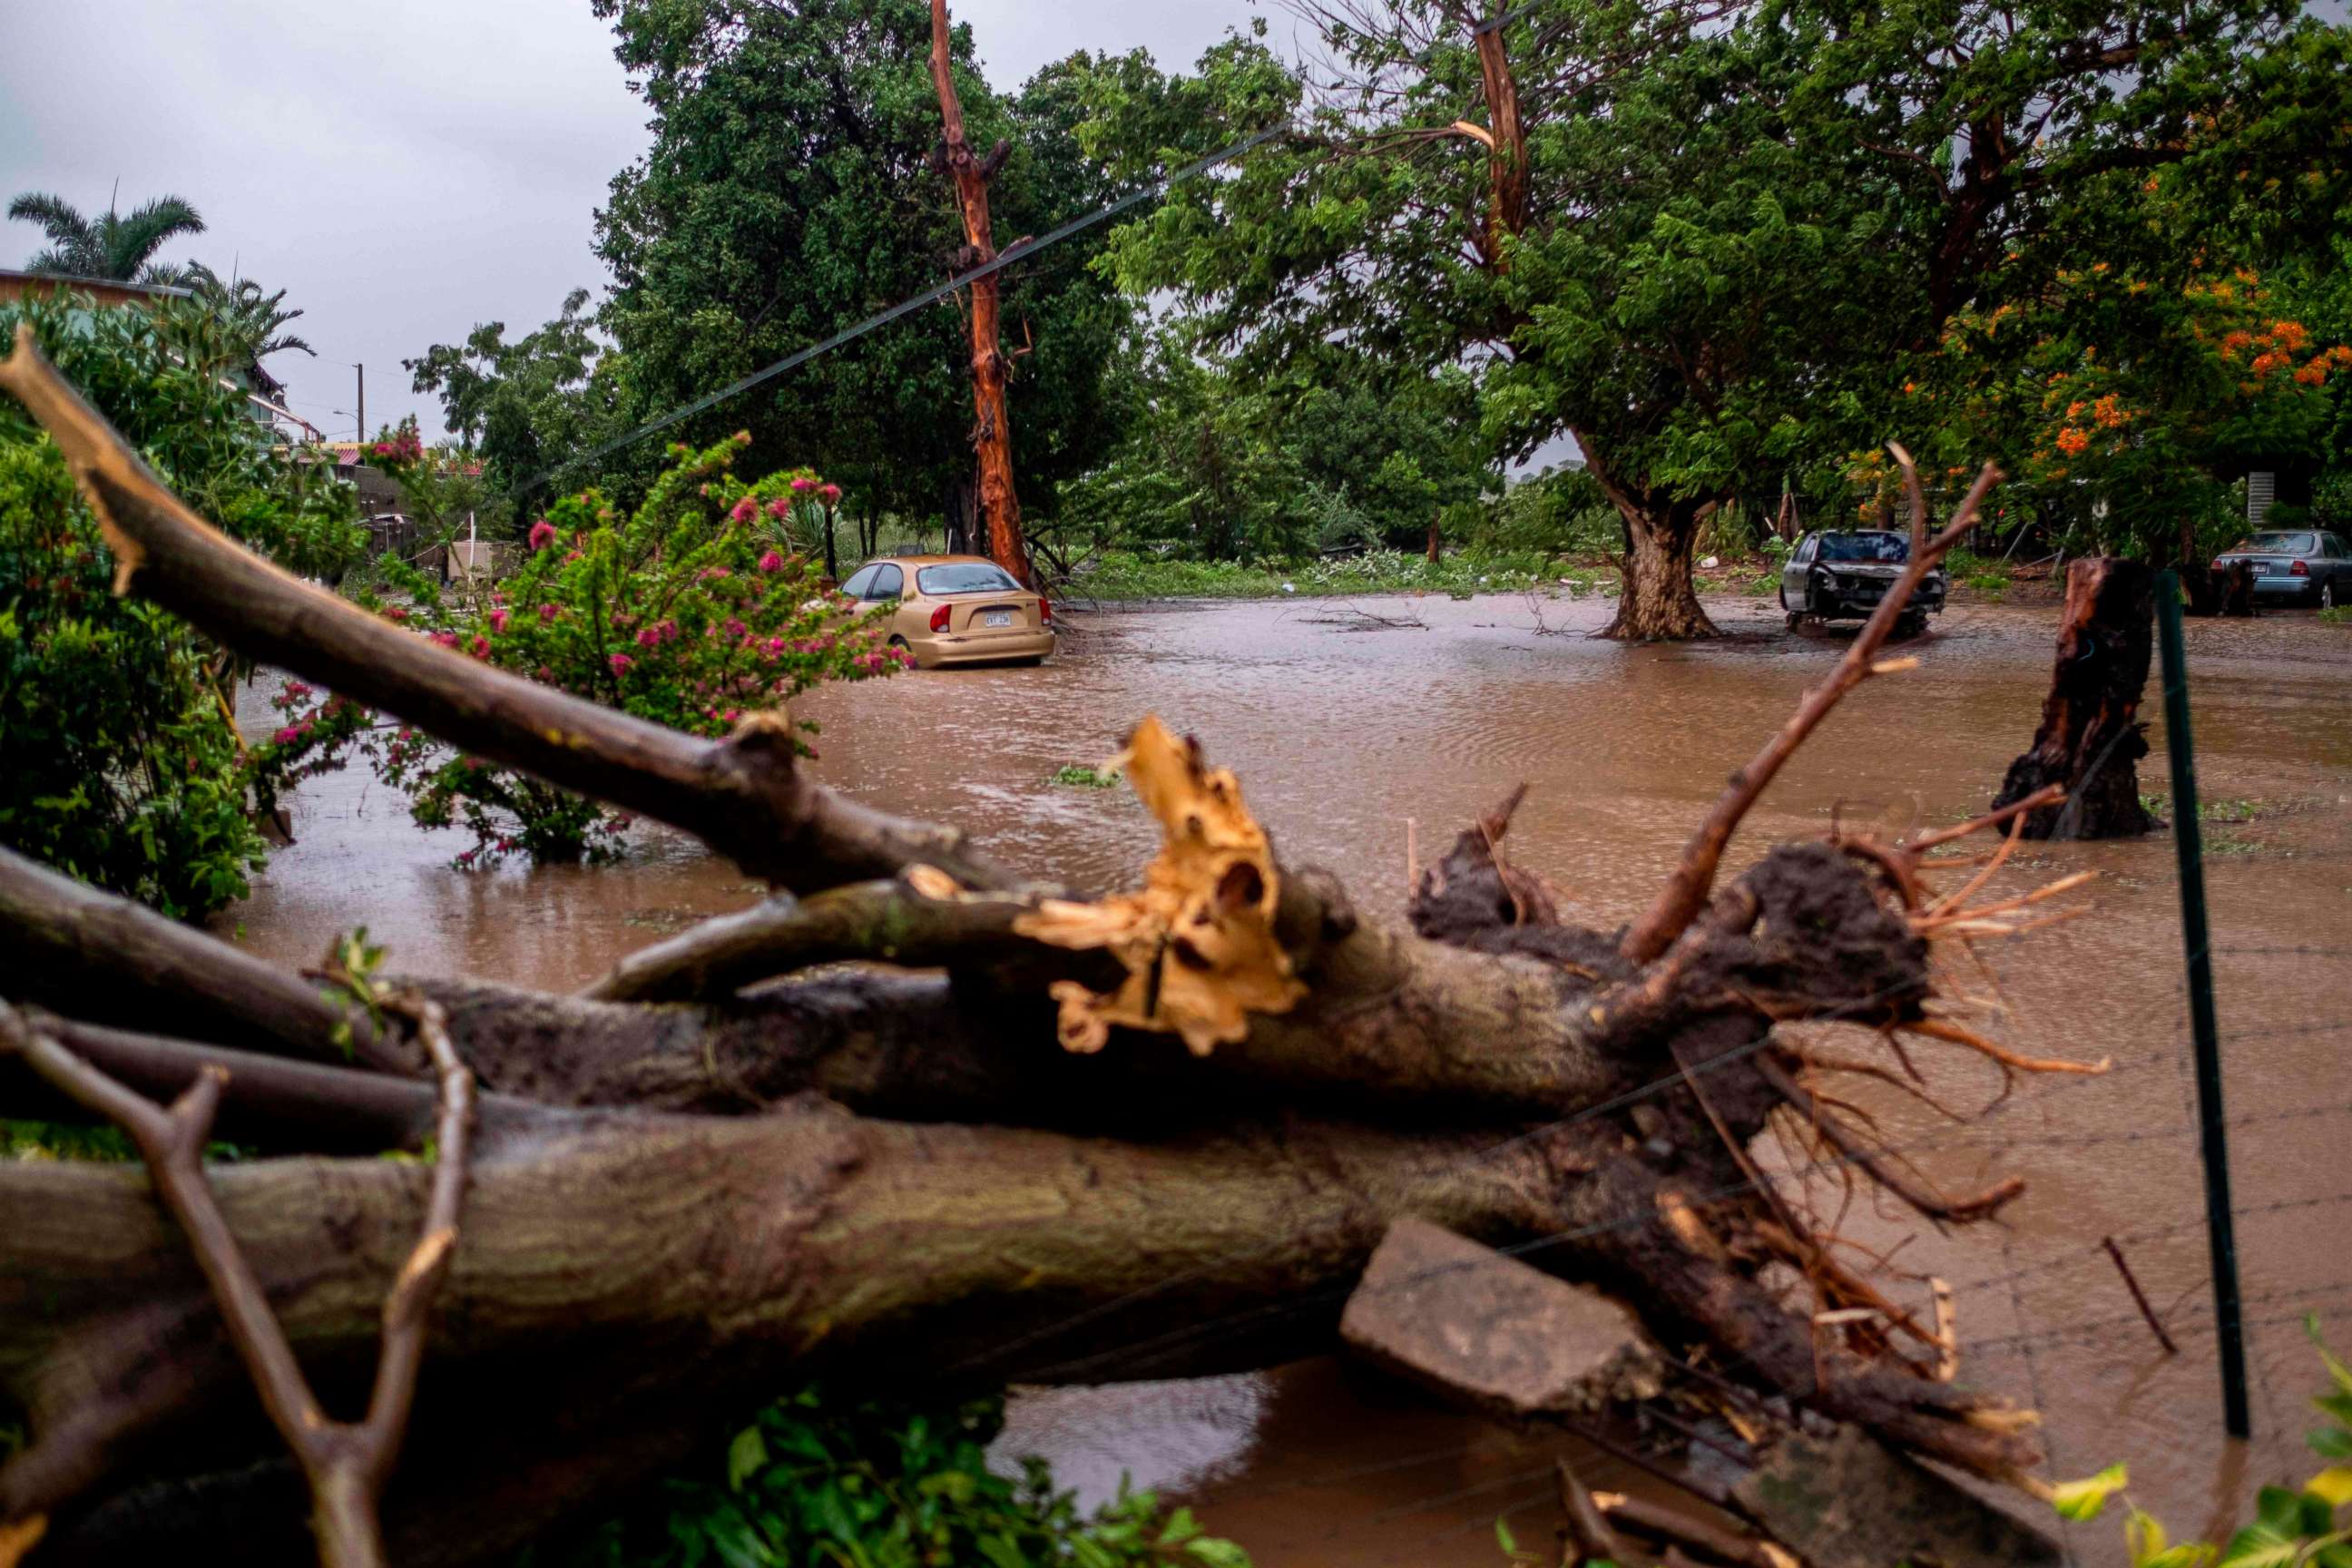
[[1471, 24, 1529, 272], [928, 0, 1026, 584], [1991, 556, 2158, 839], [1602, 493, 1719, 641]]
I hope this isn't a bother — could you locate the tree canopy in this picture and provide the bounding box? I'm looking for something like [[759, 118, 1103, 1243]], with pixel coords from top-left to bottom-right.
[[6, 189, 206, 283]]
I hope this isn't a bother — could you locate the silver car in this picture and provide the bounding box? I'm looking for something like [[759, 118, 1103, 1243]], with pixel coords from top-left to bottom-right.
[[1779, 529, 1946, 636], [2212, 529, 2350, 608]]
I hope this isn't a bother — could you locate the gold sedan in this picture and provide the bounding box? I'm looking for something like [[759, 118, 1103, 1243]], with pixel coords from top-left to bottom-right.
[[841, 554, 1055, 669]]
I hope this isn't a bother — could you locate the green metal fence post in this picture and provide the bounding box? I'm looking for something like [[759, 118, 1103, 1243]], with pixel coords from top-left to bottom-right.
[[2153, 569, 2249, 1439]]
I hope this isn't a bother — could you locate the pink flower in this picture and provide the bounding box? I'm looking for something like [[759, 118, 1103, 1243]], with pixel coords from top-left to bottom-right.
[[730, 497, 758, 524], [724, 618, 745, 638], [540, 603, 560, 622], [790, 476, 816, 495], [283, 681, 313, 701], [528, 520, 558, 551], [429, 631, 459, 649], [636, 626, 662, 648], [759, 551, 785, 573], [385, 605, 409, 622], [608, 652, 635, 676], [767, 498, 791, 519], [534, 665, 554, 681], [488, 609, 509, 632], [470, 635, 490, 659], [699, 565, 732, 581], [272, 725, 302, 745], [818, 483, 841, 505]]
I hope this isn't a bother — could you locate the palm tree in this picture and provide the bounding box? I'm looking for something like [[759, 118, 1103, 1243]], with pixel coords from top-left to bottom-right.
[[182, 263, 315, 364], [7, 187, 205, 283]]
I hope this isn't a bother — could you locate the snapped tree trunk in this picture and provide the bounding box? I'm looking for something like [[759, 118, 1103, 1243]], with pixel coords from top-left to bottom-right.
[[928, 0, 1025, 585], [1991, 556, 2158, 838]]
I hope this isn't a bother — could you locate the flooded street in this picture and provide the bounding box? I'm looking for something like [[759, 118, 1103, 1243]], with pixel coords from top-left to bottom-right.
[[226, 590, 2352, 1564]]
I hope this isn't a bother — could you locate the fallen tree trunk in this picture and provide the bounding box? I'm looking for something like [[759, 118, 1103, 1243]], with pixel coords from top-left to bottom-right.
[[1991, 556, 2158, 839], [0, 338, 2076, 1566]]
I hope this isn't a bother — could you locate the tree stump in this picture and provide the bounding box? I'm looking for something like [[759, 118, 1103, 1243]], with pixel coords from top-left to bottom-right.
[[1991, 556, 2158, 838]]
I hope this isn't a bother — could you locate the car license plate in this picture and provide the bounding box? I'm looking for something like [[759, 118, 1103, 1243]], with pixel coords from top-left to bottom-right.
[[984, 609, 1013, 628]]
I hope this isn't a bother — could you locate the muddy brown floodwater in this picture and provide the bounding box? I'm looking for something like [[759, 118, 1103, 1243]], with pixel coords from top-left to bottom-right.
[[225, 589, 2352, 1565]]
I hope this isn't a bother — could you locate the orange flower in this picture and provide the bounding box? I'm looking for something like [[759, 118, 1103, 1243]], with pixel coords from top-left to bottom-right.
[[2055, 427, 2091, 456], [2294, 364, 2326, 386]]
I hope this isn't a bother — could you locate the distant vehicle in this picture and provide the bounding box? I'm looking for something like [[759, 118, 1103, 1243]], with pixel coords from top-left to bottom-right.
[[1779, 529, 1946, 636], [2212, 529, 2351, 608], [839, 554, 1055, 669]]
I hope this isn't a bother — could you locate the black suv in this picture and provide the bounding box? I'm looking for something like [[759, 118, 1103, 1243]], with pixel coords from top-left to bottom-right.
[[1779, 530, 1946, 636]]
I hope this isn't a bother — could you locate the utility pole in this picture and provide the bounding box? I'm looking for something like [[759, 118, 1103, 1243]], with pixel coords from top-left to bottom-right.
[[355, 363, 365, 444]]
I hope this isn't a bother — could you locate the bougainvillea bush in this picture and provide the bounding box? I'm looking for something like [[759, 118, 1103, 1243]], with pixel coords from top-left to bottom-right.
[[270, 435, 906, 867]]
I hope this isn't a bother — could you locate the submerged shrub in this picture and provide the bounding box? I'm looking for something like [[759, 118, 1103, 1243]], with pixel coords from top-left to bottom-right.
[[270, 436, 905, 867]]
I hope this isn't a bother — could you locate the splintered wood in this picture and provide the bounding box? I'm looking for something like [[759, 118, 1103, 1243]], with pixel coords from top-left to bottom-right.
[[1016, 717, 1306, 1054]]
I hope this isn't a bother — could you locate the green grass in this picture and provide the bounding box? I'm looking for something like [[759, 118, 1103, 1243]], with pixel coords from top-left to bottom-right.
[[2320, 604, 2350, 626], [2139, 793, 2267, 823], [1060, 548, 1602, 603], [1048, 763, 1121, 789]]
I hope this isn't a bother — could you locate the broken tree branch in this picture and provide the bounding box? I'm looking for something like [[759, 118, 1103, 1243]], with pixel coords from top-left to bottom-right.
[[0, 328, 1006, 896], [1622, 459, 2001, 964], [0, 843, 395, 1070], [582, 877, 1063, 1003], [0, 995, 473, 1568]]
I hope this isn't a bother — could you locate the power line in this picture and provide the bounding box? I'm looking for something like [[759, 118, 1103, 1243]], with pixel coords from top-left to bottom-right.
[[515, 121, 1292, 499]]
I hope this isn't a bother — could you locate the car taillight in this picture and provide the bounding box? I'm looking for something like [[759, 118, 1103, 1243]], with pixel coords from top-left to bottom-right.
[[2291, 559, 2309, 577], [928, 603, 952, 632], [1038, 598, 1053, 623]]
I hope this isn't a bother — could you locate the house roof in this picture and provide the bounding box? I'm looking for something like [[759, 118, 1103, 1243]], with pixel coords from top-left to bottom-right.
[[0, 268, 194, 307]]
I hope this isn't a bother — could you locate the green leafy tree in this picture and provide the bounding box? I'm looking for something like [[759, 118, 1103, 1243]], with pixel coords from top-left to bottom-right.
[[1070, 337, 1486, 560], [407, 288, 632, 497], [6, 189, 206, 283], [181, 263, 315, 366], [580, 0, 1137, 524], [1083, 0, 2347, 636], [0, 292, 364, 918]]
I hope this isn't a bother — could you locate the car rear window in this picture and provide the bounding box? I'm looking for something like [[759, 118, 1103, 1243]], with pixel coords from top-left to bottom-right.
[[2229, 533, 2318, 554], [916, 563, 1021, 594], [1818, 534, 1910, 564]]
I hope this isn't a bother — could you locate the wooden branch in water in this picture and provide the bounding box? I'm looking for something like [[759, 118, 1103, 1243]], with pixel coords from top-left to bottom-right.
[[1621, 457, 2000, 965], [0, 328, 1007, 897], [0, 996, 474, 1568], [583, 877, 1063, 1003], [0, 843, 395, 1070]]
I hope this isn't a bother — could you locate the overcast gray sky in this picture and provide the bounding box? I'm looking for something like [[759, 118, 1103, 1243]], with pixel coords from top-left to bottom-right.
[[1, 0, 1261, 443]]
